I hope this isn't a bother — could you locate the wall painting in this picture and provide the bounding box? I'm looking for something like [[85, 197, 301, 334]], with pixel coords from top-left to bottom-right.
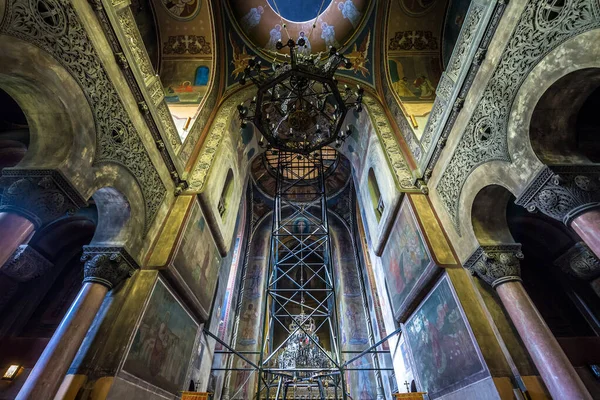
[[172, 198, 222, 319], [380, 197, 438, 321], [404, 275, 487, 397], [123, 278, 200, 394]]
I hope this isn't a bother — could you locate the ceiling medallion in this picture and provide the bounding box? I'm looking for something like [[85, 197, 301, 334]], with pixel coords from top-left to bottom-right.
[[237, 38, 364, 155]]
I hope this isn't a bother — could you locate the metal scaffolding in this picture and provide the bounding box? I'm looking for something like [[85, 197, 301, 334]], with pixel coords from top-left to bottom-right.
[[209, 149, 400, 399], [256, 150, 345, 399]]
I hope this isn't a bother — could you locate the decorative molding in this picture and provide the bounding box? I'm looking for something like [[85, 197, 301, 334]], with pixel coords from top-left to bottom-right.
[[118, 8, 153, 81], [0, 0, 167, 230], [0, 170, 87, 227], [554, 242, 600, 281], [155, 102, 182, 151], [97, 2, 184, 158], [464, 244, 524, 288], [163, 35, 212, 55], [515, 166, 600, 225], [80, 246, 139, 289], [2, 245, 53, 282], [187, 89, 251, 192], [419, 0, 500, 162], [147, 78, 164, 106], [446, 5, 486, 81], [362, 96, 417, 191], [388, 31, 438, 51], [436, 0, 600, 231]]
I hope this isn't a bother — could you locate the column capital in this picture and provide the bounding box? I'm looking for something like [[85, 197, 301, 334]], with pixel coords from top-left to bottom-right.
[[515, 166, 600, 225], [1, 244, 53, 282], [464, 244, 524, 288], [554, 242, 600, 281], [0, 169, 87, 228], [80, 246, 139, 289]]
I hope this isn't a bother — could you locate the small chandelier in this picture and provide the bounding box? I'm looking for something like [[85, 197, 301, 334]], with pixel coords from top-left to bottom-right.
[[237, 37, 364, 155]]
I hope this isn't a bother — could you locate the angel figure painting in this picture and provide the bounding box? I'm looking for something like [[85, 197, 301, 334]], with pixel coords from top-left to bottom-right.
[[345, 30, 371, 77], [229, 32, 254, 80]]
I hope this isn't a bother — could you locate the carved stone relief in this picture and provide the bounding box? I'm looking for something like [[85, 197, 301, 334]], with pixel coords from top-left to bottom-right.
[[80, 246, 139, 289], [554, 242, 600, 281], [2, 245, 53, 282], [118, 8, 153, 81], [187, 89, 252, 192], [0, 170, 87, 227], [0, 0, 167, 231], [362, 96, 417, 191], [464, 244, 524, 288], [515, 166, 600, 225], [436, 0, 600, 232]]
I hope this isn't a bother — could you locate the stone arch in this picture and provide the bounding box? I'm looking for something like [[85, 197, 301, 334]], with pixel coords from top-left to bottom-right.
[[471, 184, 516, 246], [0, 36, 96, 193], [0, 88, 29, 169], [507, 29, 600, 174], [529, 68, 600, 165], [87, 179, 144, 256]]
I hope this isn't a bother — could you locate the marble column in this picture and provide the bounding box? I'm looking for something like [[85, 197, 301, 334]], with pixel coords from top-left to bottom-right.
[[570, 211, 600, 259], [465, 244, 592, 400], [16, 247, 138, 400], [516, 166, 600, 258], [0, 213, 34, 267], [0, 170, 86, 266]]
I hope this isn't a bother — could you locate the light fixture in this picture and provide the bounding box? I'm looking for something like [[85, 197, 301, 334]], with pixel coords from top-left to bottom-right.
[[2, 365, 22, 381], [237, 38, 363, 155]]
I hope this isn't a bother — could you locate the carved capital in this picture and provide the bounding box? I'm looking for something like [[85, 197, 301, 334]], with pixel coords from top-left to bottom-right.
[[515, 166, 600, 225], [80, 246, 139, 289], [554, 242, 600, 281], [0, 170, 87, 228], [1, 245, 53, 282], [464, 244, 524, 288]]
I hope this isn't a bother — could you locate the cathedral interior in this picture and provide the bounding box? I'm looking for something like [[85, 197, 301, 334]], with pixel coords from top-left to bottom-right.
[[0, 0, 600, 399]]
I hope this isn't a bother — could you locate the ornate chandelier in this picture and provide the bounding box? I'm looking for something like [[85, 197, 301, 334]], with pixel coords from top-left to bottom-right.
[[237, 38, 364, 155]]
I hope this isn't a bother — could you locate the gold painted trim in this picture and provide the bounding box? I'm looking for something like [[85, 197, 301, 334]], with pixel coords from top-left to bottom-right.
[[410, 194, 456, 265], [146, 195, 194, 267]]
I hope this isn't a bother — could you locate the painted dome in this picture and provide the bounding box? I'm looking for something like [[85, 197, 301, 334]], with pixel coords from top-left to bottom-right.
[[227, 0, 372, 55]]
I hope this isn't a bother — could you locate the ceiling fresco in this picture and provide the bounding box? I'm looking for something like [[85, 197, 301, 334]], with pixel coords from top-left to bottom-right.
[[224, 0, 376, 90], [133, 0, 215, 144], [385, 0, 466, 138], [226, 0, 372, 56]]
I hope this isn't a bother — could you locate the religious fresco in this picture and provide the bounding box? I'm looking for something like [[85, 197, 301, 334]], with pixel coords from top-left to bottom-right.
[[336, 4, 376, 87], [404, 276, 487, 397], [330, 215, 377, 399], [226, 6, 375, 89], [380, 197, 435, 320], [386, 0, 447, 137], [398, 0, 437, 16], [146, 0, 214, 146], [227, 0, 371, 55], [123, 279, 199, 394], [228, 218, 271, 399], [159, 0, 201, 20], [340, 108, 372, 180], [172, 199, 222, 319], [163, 60, 211, 104]]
